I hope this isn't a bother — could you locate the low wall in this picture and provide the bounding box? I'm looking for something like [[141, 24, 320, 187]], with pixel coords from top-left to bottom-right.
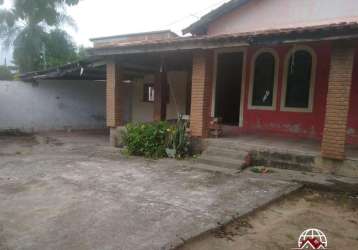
[[0, 80, 106, 132]]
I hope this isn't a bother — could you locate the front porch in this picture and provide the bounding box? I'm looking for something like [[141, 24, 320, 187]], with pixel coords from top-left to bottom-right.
[[216, 130, 358, 161], [89, 23, 358, 176], [202, 134, 358, 176], [195, 42, 358, 169]]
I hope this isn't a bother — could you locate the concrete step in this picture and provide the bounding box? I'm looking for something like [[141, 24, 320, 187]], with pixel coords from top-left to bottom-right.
[[205, 139, 253, 152], [203, 139, 317, 172], [251, 151, 315, 172], [196, 155, 245, 170], [203, 146, 248, 160], [187, 163, 239, 175]]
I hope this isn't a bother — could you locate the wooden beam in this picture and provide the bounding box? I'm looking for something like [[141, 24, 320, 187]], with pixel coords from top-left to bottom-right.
[[153, 60, 168, 121], [185, 68, 192, 115]]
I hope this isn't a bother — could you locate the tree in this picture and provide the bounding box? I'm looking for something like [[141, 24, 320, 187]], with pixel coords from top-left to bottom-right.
[[77, 45, 88, 60], [42, 29, 78, 68], [0, 65, 13, 80], [0, 0, 79, 72]]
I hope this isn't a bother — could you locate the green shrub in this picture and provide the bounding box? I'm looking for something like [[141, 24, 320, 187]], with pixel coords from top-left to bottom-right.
[[122, 121, 171, 158], [122, 118, 191, 159]]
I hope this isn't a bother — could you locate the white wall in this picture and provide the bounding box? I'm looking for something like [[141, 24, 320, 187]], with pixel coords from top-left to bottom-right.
[[208, 0, 358, 36], [131, 75, 155, 122], [0, 80, 106, 132], [130, 71, 188, 123]]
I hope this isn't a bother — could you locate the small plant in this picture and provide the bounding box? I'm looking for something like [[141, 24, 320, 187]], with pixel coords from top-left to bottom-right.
[[166, 116, 190, 159], [122, 122, 171, 158]]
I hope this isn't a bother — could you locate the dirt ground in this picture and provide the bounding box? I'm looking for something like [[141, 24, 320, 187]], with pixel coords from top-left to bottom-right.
[[178, 189, 358, 250]]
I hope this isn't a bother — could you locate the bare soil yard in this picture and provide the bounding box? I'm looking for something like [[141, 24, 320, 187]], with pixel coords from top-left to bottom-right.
[[178, 189, 358, 250]]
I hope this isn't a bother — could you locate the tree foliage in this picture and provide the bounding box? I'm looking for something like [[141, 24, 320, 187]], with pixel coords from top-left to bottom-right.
[[42, 29, 78, 68], [0, 65, 13, 80], [0, 0, 80, 72]]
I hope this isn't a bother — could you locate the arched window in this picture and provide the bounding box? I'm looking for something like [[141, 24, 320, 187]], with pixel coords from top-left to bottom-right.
[[281, 47, 316, 112], [249, 49, 278, 110]]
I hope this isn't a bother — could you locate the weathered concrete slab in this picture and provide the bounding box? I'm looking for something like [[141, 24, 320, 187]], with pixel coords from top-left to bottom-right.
[[0, 133, 300, 250], [243, 167, 358, 193]]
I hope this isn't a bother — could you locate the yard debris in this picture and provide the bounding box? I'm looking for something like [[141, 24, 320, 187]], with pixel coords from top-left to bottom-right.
[[250, 166, 274, 174]]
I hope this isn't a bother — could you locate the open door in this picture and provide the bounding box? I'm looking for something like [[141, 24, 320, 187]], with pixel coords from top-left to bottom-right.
[[215, 52, 244, 125], [121, 82, 133, 124]]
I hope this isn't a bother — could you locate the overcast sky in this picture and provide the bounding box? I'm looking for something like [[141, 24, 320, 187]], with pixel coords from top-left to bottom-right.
[[67, 0, 228, 46], [0, 0, 228, 64]]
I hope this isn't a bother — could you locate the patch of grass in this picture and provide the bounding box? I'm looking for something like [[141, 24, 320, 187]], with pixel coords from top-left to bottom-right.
[[286, 233, 295, 240]]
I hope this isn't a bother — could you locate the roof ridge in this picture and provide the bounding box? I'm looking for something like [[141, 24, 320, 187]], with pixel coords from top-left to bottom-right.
[[182, 0, 251, 35]]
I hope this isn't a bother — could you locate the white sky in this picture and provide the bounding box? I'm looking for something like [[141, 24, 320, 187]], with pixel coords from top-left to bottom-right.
[[68, 0, 228, 46], [0, 0, 229, 64]]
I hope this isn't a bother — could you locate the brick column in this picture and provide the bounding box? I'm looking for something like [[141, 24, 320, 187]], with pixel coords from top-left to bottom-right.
[[321, 45, 355, 160], [106, 62, 123, 127], [106, 62, 123, 146], [190, 50, 213, 137]]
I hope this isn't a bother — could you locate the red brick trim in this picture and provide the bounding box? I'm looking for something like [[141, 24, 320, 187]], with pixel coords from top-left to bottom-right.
[[106, 63, 123, 127], [321, 45, 355, 160], [190, 50, 214, 137]]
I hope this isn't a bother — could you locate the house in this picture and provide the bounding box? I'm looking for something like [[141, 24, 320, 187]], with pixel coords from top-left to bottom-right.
[[88, 0, 358, 175]]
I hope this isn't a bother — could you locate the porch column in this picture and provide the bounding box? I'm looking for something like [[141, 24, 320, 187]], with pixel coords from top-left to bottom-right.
[[153, 64, 167, 121], [190, 50, 213, 137], [106, 62, 123, 146], [321, 44, 355, 160]]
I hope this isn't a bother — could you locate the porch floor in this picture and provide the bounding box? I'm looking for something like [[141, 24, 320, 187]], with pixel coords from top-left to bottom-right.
[[207, 134, 358, 161]]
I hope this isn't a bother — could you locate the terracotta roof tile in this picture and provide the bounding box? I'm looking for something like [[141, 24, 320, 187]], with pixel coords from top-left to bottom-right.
[[89, 22, 358, 55]]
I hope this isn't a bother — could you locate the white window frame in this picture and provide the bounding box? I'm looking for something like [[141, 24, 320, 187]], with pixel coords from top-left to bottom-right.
[[248, 48, 279, 111], [148, 85, 155, 102], [280, 45, 317, 113]]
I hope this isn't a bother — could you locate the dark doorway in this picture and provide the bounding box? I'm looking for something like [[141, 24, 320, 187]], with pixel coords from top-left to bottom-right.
[[215, 52, 244, 125]]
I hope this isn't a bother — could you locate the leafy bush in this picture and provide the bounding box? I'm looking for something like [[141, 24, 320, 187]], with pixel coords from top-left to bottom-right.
[[122, 118, 191, 159], [122, 122, 171, 158]]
